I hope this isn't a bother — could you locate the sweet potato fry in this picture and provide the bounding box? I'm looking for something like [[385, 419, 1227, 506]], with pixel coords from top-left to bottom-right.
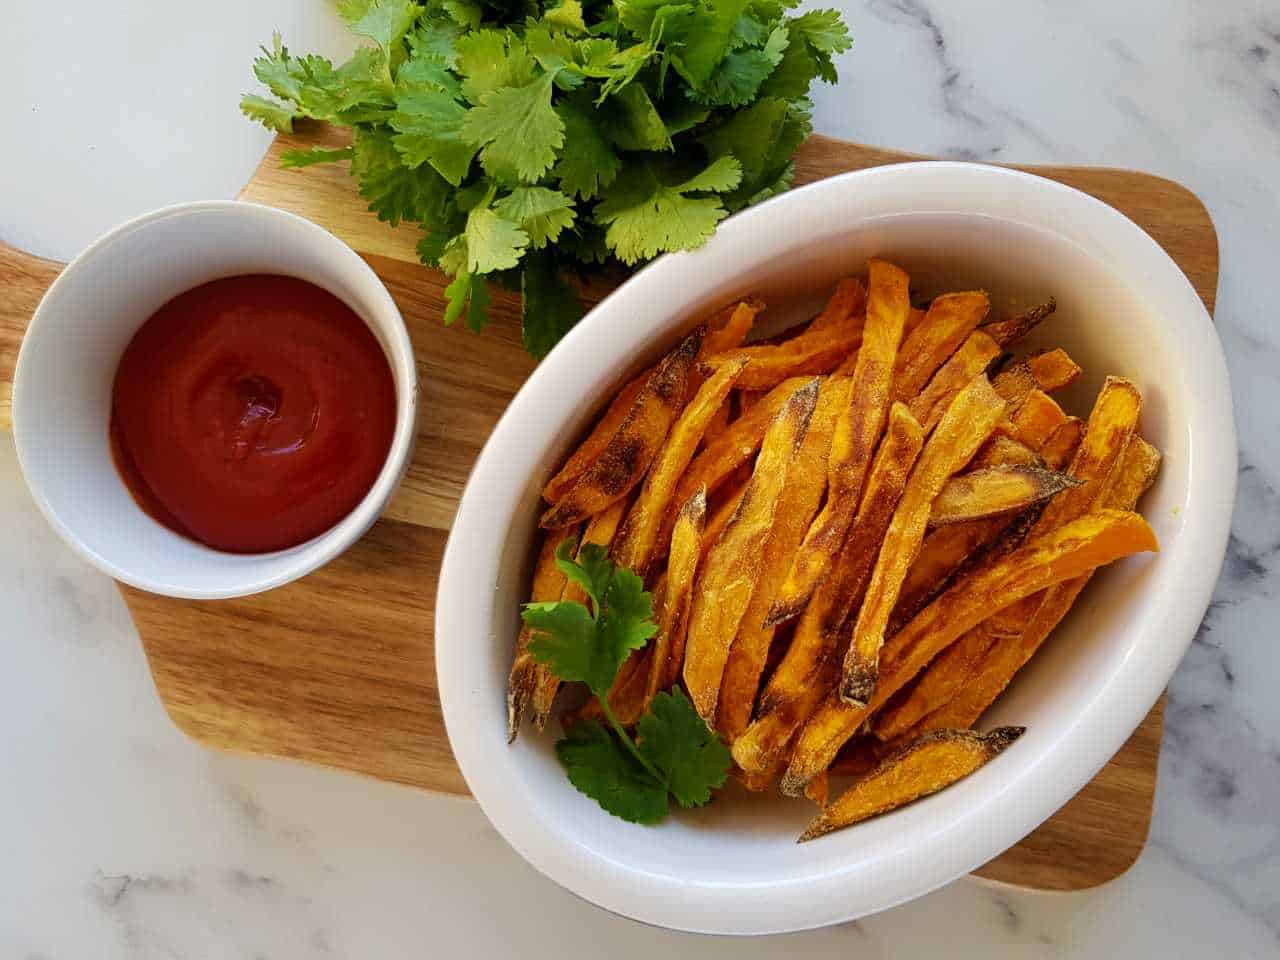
[[702, 396, 732, 447], [1007, 389, 1068, 451], [1040, 417, 1085, 470], [980, 298, 1056, 347], [992, 348, 1081, 406], [908, 330, 1002, 433], [708, 317, 861, 390], [930, 465, 1080, 527], [871, 623, 999, 740], [508, 526, 576, 740], [971, 435, 1043, 470], [797, 727, 1025, 841], [702, 300, 761, 356], [684, 380, 819, 722], [840, 375, 1007, 706], [614, 357, 748, 579], [701, 478, 747, 558], [782, 508, 1158, 794], [891, 291, 990, 403], [717, 377, 847, 740], [736, 389, 769, 415], [543, 375, 645, 504], [732, 652, 840, 776], [541, 328, 704, 528], [767, 259, 910, 625], [910, 438, 1162, 736], [809, 278, 868, 333], [758, 402, 924, 716], [662, 376, 811, 549], [649, 488, 705, 699]]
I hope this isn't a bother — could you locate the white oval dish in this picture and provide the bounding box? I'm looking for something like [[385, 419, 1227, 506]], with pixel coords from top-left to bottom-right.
[[13, 201, 417, 600], [435, 162, 1235, 934]]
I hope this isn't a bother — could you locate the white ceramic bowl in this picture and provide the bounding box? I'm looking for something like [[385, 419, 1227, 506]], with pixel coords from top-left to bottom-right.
[[12, 201, 417, 600], [436, 162, 1235, 934]]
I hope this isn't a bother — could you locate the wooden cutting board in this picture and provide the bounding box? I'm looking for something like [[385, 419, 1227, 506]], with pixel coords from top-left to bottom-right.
[[0, 124, 1218, 891]]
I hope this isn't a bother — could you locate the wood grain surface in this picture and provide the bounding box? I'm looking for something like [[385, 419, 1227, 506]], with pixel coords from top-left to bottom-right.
[[0, 122, 1218, 891]]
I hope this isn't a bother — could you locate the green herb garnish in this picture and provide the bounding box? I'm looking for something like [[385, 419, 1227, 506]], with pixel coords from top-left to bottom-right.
[[241, 0, 851, 358], [523, 539, 730, 823]]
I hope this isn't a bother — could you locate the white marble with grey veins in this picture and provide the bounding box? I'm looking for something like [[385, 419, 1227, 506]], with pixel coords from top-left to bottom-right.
[[2, 0, 1278, 955]]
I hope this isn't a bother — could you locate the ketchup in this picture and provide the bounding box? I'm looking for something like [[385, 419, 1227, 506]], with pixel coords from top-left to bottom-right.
[[110, 275, 397, 553]]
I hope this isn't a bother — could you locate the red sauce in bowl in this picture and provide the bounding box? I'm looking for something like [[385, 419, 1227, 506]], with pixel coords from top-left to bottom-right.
[[110, 275, 397, 553]]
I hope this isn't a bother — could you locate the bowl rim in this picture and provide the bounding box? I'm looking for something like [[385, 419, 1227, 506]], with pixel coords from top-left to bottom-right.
[[435, 160, 1236, 934], [12, 199, 418, 600]]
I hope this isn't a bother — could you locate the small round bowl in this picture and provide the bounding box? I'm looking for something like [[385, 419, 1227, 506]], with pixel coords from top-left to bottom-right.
[[436, 162, 1236, 934], [12, 201, 417, 600]]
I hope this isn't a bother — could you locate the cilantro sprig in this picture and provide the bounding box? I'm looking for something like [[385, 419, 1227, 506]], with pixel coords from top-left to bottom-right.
[[242, 0, 851, 358], [523, 540, 731, 823]]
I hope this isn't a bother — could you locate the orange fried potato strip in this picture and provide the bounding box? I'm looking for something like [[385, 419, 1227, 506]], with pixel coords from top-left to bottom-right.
[[684, 379, 819, 722], [543, 375, 645, 504], [717, 377, 847, 740], [508, 525, 575, 740], [613, 357, 748, 579], [930, 465, 1080, 527], [709, 317, 862, 390], [541, 328, 704, 528], [840, 375, 1007, 705], [768, 258, 910, 625], [648, 488, 706, 700], [1007, 388, 1069, 451], [908, 330, 1002, 434], [809, 278, 869, 333], [890, 291, 990, 403], [992, 348, 1081, 406], [908, 437, 1161, 737], [980, 298, 1056, 346], [530, 499, 630, 727], [1040, 417, 1085, 470], [782, 508, 1158, 795], [702, 301, 761, 356], [758, 402, 924, 718], [798, 727, 1025, 841]]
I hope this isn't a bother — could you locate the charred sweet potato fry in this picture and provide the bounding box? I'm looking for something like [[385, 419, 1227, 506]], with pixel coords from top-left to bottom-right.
[[733, 652, 840, 776], [871, 623, 999, 740], [797, 727, 1025, 841], [911, 437, 1161, 736], [717, 377, 847, 740], [543, 375, 645, 504], [930, 465, 1080, 527], [908, 330, 1002, 433], [702, 300, 761, 356], [759, 402, 924, 716], [508, 526, 576, 740], [530, 499, 630, 727], [809, 278, 868, 333], [992, 348, 1081, 406], [684, 380, 819, 721], [708, 317, 862, 390], [649, 488, 705, 699], [1007, 389, 1069, 451], [768, 259, 910, 625], [840, 375, 1007, 706], [782, 508, 1158, 794], [541, 329, 704, 528], [980, 298, 1056, 347], [891, 291, 990, 403], [614, 357, 748, 579]]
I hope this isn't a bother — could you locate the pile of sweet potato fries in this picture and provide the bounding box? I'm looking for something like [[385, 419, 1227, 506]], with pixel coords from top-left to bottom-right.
[[510, 259, 1160, 840]]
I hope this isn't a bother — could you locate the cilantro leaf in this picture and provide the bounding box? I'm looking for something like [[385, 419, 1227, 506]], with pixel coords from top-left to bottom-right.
[[462, 72, 566, 182], [408, 14, 467, 67], [594, 156, 742, 264], [556, 721, 670, 823], [455, 29, 536, 102], [279, 146, 356, 168], [553, 539, 611, 607], [554, 94, 621, 199], [521, 251, 584, 358], [544, 0, 589, 34], [637, 689, 731, 806], [443, 269, 491, 331], [463, 203, 529, 272], [695, 24, 787, 107], [664, 0, 748, 89], [351, 126, 452, 226], [524, 601, 610, 689], [495, 186, 576, 248], [787, 8, 852, 55], [240, 94, 297, 132], [599, 84, 670, 151], [337, 0, 423, 53], [390, 89, 477, 185]]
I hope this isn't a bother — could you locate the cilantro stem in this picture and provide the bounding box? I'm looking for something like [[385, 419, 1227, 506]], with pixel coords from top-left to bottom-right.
[[598, 696, 664, 784]]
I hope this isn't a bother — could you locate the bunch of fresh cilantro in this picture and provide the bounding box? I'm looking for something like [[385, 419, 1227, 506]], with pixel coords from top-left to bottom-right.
[[242, 0, 851, 357], [523, 540, 730, 822]]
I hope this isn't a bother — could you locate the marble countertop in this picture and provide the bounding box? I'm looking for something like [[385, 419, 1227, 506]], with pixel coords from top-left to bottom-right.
[[3, 1, 1278, 955]]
